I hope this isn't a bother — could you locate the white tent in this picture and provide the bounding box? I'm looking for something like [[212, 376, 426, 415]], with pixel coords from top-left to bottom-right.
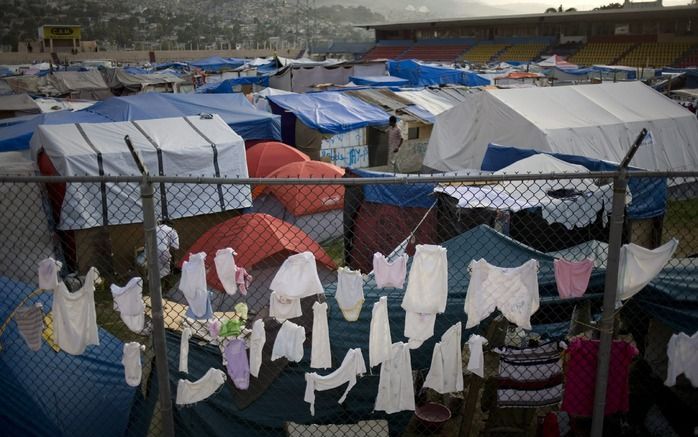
[[424, 82, 698, 172], [30, 114, 252, 230]]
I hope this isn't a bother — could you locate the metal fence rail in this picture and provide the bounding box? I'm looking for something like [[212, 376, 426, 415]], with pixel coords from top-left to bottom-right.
[[0, 170, 696, 437]]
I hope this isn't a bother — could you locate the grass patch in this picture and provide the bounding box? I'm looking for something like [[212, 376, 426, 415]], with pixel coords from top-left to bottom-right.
[[662, 198, 698, 257]]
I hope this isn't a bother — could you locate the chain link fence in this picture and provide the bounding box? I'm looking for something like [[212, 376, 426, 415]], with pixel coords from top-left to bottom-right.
[[0, 170, 696, 437]]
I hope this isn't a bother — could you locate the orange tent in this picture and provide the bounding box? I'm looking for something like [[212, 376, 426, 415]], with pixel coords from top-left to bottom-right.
[[262, 161, 345, 217], [246, 141, 310, 178], [181, 213, 336, 292]]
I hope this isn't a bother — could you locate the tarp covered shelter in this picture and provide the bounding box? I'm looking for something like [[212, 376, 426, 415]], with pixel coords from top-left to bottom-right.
[[102, 69, 185, 95], [29, 114, 252, 230], [0, 276, 136, 437], [189, 56, 247, 73], [196, 76, 271, 93], [44, 70, 113, 100], [387, 59, 490, 87], [424, 82, 698, 172], [0, 94, 41, 119], [347, 75, 409, 87], [0, 93, 282, 152]]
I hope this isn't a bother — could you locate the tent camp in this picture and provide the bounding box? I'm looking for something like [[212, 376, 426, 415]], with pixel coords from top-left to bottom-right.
[[424, 82, 698, 172], [44, 71, 113, 100], [0, 94, 41, 119], [0, 93, 282, 152], [102, 69, 185, 95], [246, 141, 310, 178], [30, 114, 251, 230], [189, 56, 247, 73], [387, 60, 490, 87]]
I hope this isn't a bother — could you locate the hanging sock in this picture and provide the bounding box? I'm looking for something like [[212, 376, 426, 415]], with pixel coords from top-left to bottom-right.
[[110, 277, 145, 333], [214, 248, 238, 295], [304, 348, 366, 416], [122, 342, 144, 387], [249, 319, 266, 378], [311, 302, 331, 369], [14, 303, 44, 351], [554, 259, 593, 299], [179, 327, 192, 374], [466, 334, 488, 378], [176, 368, 227, 406], [224, 339, 250, 390], [52, 267, 100, 355], [236, 267, 253, 296], [423, 322, 464, 393], [38, 258, 62, 290], [369, 296, 392, 367]]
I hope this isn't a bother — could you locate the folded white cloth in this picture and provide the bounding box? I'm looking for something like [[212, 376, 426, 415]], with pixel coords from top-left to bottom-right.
[[304, 348, 366, 416], [404, 311, 436, 349], [214, 248, 238, 295], [369, 296, 392, 368], [269, 291, 302, 322], [176, 368, 227, 405], [270, 252, 324, 299], [271, 321, 305, 362], [423, 322, 464, 393], [402, 245, 448, 314], [311, 302, 332, 369], [618, 239, 678, 301]]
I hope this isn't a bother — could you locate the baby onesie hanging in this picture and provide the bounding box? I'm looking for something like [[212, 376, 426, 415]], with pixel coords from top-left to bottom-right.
[[111, 277, 145, 333], [665, 331, 698, 387], [249, 319, 266, 378], [38, 257, 62, 290], [304, 348, 367, 416], [402, 245, 448, 314], [14, 303, 43, 351], [176, 368, 227, 406], [271, 320, 305, 363], [369, 296, 392, 368], [270, 252, 324, 299], [618, 239, 678, 301], [311, 302, 332, 369], [375, 342, 415, 414], [122, 342, 143, 387], [179, 327, 192, 373], [465, 259, 539, 330], [466, 334, 488, 378], [373, 253, 408, 289], [423, 322, 464, 393], [225, 339, 250, 390], [269, 291, 302, 322], [214, 248, 238, 295], [179, 252, 211, 319], [52, 267, 100, 355], [554, 259, 593, 299], [335, 267, 364, 322]]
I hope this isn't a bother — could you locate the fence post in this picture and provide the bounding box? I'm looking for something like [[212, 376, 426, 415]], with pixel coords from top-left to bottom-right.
[[590, 128, 646, 436], [141, 177, 176, 437]]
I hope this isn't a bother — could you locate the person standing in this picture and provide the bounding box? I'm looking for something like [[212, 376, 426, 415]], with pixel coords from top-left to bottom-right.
[[387, 115, 404, 166]]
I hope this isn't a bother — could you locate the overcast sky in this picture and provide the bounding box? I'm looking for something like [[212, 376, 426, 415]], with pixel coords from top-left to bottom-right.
[[491, 0, 690, 10]]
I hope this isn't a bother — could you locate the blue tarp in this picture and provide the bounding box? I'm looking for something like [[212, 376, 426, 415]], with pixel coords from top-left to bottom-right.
[[189, 56, 247, 73], [196, 76, 271, 93], [348, 75, 409, 87], [0, 93, 281, 151], [267, 91, 390, 135], [481, 143, 668, 220], [0, 276, 135, 437], [350, 168, 436, 208], [387, 59, 490, 87]]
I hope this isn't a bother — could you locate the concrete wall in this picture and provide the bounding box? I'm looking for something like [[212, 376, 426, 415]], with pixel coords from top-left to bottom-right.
[[0, 48, 302, 65]]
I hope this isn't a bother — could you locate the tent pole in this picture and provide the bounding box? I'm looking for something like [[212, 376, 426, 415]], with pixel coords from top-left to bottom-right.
[[590, 128, 646, 437]]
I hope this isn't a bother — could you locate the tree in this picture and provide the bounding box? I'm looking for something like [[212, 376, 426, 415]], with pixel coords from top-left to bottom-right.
[[566, 7, 577, 11], [593, 2, 623, 10], [545, 7, 558, 13]]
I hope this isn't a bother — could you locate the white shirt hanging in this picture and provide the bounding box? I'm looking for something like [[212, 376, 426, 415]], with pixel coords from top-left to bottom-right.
[[156, 224, 179, 278], [271, 320, 306, 363], [618, 239, 678, 301], [374, 342, 415, 414], [214, 247, 238, 295], [335, 267, 364, 322], [269, 291, 302, 322], [176, 368, 227, 406], [369, 296, 392, 368], [304, 348, 366, 416], [179, 252, 210, 319], [423, 322, 464, 393], [466, 334, 488, 378], [402, 245, 448, 314], [249, 319, 266, 378], [373, 253, 408, 289], [38, 257, 62, 290], [465, 259, 539, 330], [111, 277, 145, 333], [52, 267, 100, 355], [665, 331, 698, 387], [270, 251, 324, 299], [311, 302, 332, 369]]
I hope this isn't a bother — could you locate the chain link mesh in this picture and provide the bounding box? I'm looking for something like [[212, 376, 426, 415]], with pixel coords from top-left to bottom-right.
[[0, 172, 696, 437]]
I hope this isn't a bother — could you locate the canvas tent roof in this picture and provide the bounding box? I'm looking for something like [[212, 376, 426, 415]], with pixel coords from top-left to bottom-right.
[[424, 82, 698, 172], [45, 70, 112, 99], [29, 114, 251, 230], [189, 56, 247, 73], [102, 69, 184, 91], [0, 94, 40, 115]]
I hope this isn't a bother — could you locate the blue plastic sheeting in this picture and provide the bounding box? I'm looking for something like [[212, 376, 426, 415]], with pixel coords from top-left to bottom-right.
[[635, 264, 698, 335], [387, 59, 490, 87], [350, 168, 436, 208], [481, 144, 668, 220], [0, 276, 135, 437], [403, 104, 436, 123], [123, 66, 151, 75], [0, 93, 281, 151], [0, 66, 14, 77], [544, 67, 596, 76], [267, 91, 390, 135], [189, 56, 246, 73], [348, 75, 409, 87], [196, 76, 271, 93]]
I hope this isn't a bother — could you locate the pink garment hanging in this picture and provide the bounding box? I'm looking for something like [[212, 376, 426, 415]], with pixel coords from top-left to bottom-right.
[[235, 267, 253, 296], [554, 259, 593, 299]]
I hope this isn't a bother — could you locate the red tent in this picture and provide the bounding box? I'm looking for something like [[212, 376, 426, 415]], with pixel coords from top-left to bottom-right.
[[181, 213, 336, 292], [246, 141, 310, 178], [262, 161, 345, 217]]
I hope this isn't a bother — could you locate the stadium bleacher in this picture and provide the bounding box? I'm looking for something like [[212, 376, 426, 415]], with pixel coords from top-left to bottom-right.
[[617, 42, 695, 67]]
